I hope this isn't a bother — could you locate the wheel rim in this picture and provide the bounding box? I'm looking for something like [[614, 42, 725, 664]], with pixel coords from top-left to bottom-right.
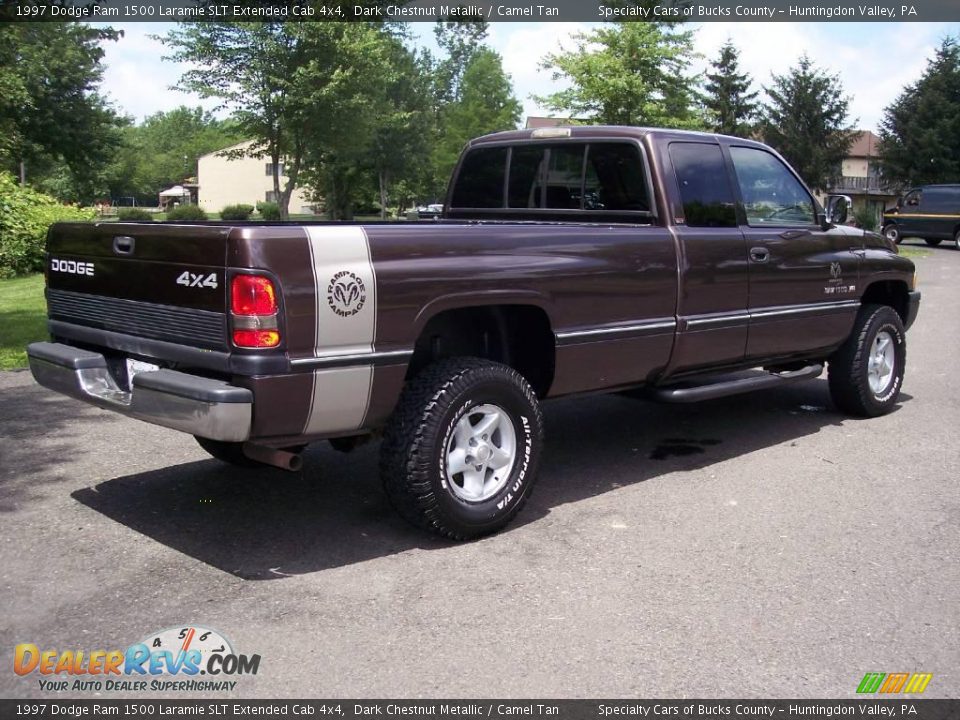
[[885, 226, 899, 242], [445, 403, 517, 502], [867, 330, 896, 395]]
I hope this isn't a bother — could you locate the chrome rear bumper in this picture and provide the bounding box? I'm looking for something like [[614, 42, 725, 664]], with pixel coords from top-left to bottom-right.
[[27, 342, 252, 442]]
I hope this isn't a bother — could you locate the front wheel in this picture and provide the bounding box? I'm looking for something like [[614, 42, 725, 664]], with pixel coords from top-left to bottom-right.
[[828, 304, 906, 417], [380, 358, 544, 540], [883, 224, 901, 245], [924, 238, 942, 246]]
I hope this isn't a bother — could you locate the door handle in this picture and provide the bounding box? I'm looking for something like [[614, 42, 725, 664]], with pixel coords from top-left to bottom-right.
[[749, 247, 770, 263]]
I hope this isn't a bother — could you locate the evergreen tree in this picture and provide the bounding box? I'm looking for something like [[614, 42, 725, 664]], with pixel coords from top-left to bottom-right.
[[704, 40, 758, 137], [879, 37, 960, 187], [761, 55, 855, 192]]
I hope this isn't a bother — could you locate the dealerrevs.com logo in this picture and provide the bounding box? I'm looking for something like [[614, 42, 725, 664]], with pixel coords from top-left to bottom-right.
[[14, 625, 261, 693]]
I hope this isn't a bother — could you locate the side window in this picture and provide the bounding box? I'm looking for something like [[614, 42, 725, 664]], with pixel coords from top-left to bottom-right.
[[508, 146, 546, 208], [544, 145, 585, 209], [729, 146, 816, 226], [450, 147, 508, 208], [903, 189, 922, 208], [669, 142, 737, 227], [584, 144, 650, 212]]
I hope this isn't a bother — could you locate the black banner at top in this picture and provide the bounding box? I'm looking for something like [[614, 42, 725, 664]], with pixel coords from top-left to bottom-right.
[[2, 0, 960, 22]]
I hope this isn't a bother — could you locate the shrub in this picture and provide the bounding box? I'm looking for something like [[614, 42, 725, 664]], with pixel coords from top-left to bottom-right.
[[220, 203, 254, 221], [165, 204, 208, 222], [0, 172, 95, 278], [853, 205, 879, 232], [256, 201, 281, 221], [116, 207, 154, 222]]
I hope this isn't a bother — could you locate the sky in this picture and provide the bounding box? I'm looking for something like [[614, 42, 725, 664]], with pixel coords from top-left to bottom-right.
[[97, 21, 960, 133]]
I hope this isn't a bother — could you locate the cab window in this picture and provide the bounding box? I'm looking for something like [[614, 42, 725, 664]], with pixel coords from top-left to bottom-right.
[[669, 142, 737, 227], [729, 146, 816, 226], [449, 147, 507, 208], [450, 141, 651, 217]]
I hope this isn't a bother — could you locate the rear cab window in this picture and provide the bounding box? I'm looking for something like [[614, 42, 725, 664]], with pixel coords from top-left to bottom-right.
[[669, 142, 737, 227], [448, 140, 654, 222]]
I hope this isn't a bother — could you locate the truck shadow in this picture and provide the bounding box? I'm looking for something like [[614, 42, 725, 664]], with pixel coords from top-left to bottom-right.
[[71, 379, 908, 579], [0, 373, 124, 512]]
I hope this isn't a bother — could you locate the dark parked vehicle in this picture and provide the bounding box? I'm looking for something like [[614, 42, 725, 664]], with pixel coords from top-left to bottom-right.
[[882, 184, 960, 249], [28, 126, 920, 539]]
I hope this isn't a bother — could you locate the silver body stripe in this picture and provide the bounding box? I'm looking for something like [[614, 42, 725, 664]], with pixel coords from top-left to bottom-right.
[[303, 226, 377, 435], [556, 319, 676, 341], [557, 301, 860, 340]]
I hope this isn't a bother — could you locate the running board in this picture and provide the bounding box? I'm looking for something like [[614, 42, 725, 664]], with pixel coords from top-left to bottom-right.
[[650, 364, 824, 404]]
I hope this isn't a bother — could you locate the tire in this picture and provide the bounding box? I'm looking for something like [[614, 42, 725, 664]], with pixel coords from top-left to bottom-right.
[[828, 304, 906, 418], [924, 238, 942, 246], [195, 437, 305, 467], [883, 224, 901, 244], [380, 358, 544, 540], [954, 229, 960, 250]]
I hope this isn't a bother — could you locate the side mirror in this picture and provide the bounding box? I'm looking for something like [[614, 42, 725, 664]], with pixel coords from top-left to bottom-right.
[[826, 194, 852, 225]]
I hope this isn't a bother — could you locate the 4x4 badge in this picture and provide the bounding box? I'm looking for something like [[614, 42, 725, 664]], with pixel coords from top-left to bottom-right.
[[327, 271, 366, 317]]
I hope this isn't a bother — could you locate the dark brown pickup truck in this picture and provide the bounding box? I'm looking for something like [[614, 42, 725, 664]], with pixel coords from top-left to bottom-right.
[[28, 126, 920, 539]]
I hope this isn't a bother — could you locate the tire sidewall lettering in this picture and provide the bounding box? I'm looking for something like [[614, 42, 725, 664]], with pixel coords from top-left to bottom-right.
[[869, 318, 905, 405], [432, 381, 537, 525]]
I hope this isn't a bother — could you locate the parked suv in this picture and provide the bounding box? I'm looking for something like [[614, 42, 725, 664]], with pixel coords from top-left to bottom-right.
[[882, 184, 960, 249]]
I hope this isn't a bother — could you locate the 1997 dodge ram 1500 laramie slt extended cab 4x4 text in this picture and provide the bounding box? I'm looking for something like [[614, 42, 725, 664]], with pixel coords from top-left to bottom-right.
[[28, 126, 921, 539]]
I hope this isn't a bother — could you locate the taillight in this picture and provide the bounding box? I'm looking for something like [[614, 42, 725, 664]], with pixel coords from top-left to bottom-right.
[[231, 275, 277, 315], [230, 274, 280, 348]]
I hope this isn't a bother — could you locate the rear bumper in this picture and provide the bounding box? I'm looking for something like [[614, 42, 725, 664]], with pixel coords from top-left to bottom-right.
[[905, 290, 921, 331], [27, 342, 252, 442]]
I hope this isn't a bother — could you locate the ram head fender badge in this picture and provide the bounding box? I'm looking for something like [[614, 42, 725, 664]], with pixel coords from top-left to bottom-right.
[[327, 271, 366, 317]]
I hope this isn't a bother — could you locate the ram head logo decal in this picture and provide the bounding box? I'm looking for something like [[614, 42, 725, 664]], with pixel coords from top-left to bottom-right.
[[326, 271, 367, 317], [830, 262, 842, 279]]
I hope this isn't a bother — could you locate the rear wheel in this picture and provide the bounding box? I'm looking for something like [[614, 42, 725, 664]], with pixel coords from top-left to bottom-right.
[[924, 238, 942, 246], [195, 437, 305, 467], [828, 304, 906, 417], [954, 229, 960, 250], [883, 224, 901, 244], [380, 358, 543, 540]]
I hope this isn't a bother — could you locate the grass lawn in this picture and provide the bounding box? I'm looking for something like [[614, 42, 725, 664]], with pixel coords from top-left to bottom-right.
[[898, 246, 931, 258], [0, 274, 46, 370]]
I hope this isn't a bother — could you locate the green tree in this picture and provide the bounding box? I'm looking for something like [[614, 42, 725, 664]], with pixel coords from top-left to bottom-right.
[[0, 23, 122, 201], [704, 40, 758, 136], [165, 23, 398, 220], [295, 24, 412, 220], [432, 18, 489, 106], [433, 49, 522, 189], [104, 106, 244, 205], [879, 37, 960, 187], [369, 43, 434, 218], [761, 54, 856, 192], [163, 23, 307, 220], [536, 22, 703, 128]]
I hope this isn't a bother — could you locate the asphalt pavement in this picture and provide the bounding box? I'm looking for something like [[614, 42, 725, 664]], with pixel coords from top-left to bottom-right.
[[1, 240, 957, 699]]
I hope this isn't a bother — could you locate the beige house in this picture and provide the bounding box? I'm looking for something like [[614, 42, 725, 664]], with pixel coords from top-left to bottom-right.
[[825, 131, 898, 226], [197, 140, 315, 215]]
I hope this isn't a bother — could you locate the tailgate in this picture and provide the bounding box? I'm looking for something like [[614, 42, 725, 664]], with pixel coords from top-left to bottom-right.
[[45, 222, 231, 351]]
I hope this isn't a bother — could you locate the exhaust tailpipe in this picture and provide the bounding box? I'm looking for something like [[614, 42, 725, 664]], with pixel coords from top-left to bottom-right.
[[242, 443, 303, 472]]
